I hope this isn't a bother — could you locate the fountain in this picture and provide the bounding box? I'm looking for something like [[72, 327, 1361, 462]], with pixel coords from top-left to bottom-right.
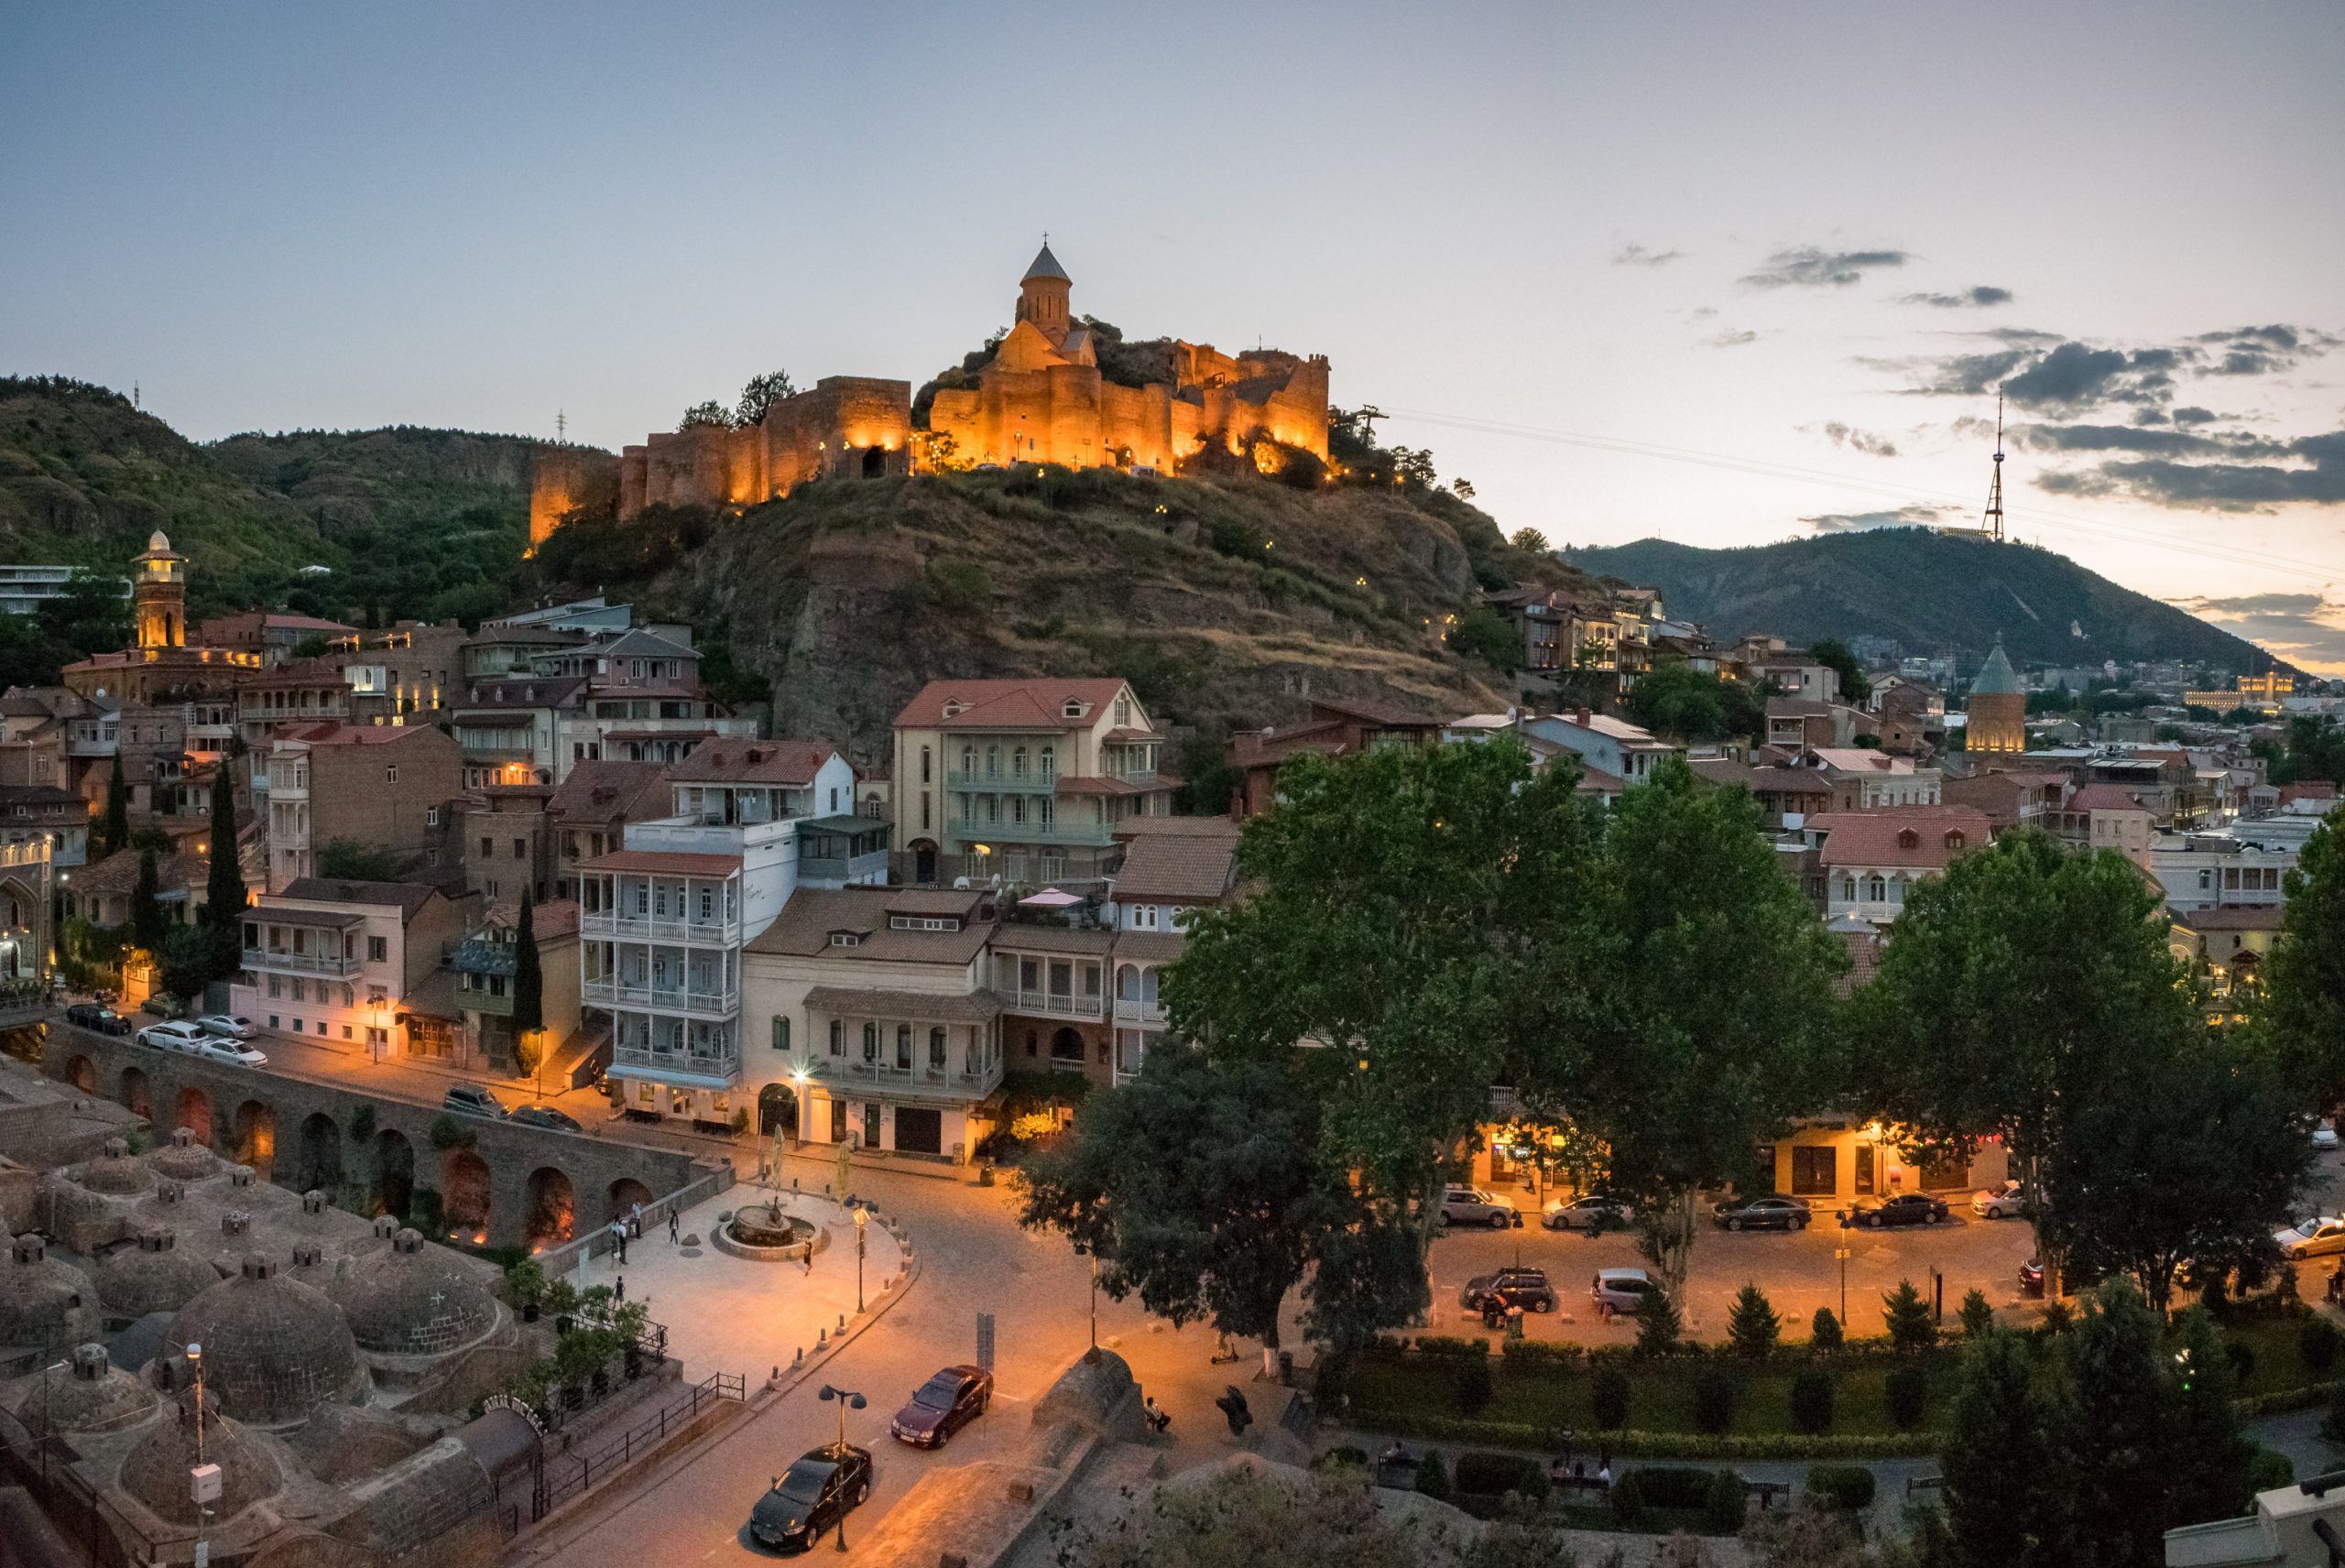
[[712, 1194, 827, 1263]]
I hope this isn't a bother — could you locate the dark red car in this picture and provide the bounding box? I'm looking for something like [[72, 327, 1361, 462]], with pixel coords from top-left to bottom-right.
[[889, 1365, 992, 1449]]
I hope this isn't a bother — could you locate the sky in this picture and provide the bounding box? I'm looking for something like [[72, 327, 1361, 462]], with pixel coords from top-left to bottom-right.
[[5, 2, 2343, 668]]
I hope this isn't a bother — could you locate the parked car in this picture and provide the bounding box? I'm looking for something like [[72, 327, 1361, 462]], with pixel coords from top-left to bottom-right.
[[192, 1037, 267, 1068], [1439, 1185, 1520, 1229], [1851, 1192, 1949, 1228], [1461, 1266, 1559, 1314], [1971, 1181, 2028, 1220], [2313, 1118, 2340, 1153], [2020, 1258, 2045, 1297], [195, 1014, 256, 1040], [749, 1443, 872, 1552], [138, 995, 184, 1020], [442, 1083, 506, 1119], [2274, 1215, 2345, 1260], [1711, 1194, 1810, 1232], [1590, 1268, 1655, 1315], [889, 1366, 993, 1449], [136, 1020, 206, 1052], [1541, 1192, 1631, 1232], [65, 1003, 131, 1036], [507, 1105, 583, 1133]]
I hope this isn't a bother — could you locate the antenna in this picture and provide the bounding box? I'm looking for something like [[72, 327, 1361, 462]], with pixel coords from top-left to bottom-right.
[[556, 409, 566, 444], [1982, 393, 2006, 542]]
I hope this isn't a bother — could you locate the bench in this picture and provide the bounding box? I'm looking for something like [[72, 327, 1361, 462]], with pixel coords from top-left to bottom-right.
[[1547, 1467, 1612, 1499], [1907, 1475, 1945, 1497], [1742, 1478, 1793, 1510]]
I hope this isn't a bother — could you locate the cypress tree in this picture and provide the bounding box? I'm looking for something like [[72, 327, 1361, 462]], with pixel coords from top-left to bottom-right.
[[2165, 1306, 2252, 1527], [512, 889, 544, 1037], [99, 763, 128, 858], [2066, 1278, 2176, 1565], [1943, 1324, 2074, 1568], [203, 774, 247, 980], [130, 847, 165, 954]]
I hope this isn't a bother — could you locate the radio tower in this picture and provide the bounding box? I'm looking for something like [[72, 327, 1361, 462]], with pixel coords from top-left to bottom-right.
[[1980, 392, 2006, 542], [556, 409, 567, 444]]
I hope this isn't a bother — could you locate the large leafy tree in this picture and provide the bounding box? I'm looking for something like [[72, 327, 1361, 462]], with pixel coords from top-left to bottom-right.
[[2165, 1305, 2252, 1528], [202, 775, 248, 983], [1940, 1325, 2074, 1568], [733, 370, 795, 429], [1807, 637, 1871, 707], [2265, 809, 2345, 1104]]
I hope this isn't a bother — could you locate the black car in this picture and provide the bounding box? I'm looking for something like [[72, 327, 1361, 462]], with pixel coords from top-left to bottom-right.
[[2020, 1258, 2045, 1297], [1460, 1266, 1559, 1313], [507, 1105, 584, 1133], [1712, 1194, 1811, 1232], [889, 1365, 992, 1448], [1851, 1192, 1950, 1228], [65, 1003, 131, 1036], [749, 1443, 872, 1552]]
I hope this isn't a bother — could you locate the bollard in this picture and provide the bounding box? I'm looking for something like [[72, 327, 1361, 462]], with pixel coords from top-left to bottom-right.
[[817, 1326, 828, 1346], [795, 1346, 804, 1365], [837, 1312, 846, 1332]]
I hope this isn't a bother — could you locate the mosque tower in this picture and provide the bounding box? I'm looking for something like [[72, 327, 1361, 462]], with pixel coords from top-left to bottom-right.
[[132, 531, 187, 650]]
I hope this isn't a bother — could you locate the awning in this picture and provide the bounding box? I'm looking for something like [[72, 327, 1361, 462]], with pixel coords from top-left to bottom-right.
[[803, 985, 1003, 1024], [605, 1062, 739, 1092]]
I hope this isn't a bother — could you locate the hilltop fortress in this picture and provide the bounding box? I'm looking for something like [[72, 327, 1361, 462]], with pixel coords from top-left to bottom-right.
[[533, 244, 1331, 540]]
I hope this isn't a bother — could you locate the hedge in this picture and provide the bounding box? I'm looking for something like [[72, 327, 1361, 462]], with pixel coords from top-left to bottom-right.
[[1342, 1409, 1941, 1460], [1806, 1464, 1877, 1510], [1610, 1466, 1746, 1534], [1451, 1450, 1550, 1518]]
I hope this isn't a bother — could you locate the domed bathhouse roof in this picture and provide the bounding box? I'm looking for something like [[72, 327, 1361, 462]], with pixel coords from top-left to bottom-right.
[[147, 1127, 225, 1182], [95, 1227, 222, 1318], [2, 1343, 159, 1437], [74, 1138, 157, 1196], [118, 1386, 282, 1527], [161, 1255, 367, 1427], [0, 1234, 101, 1348], [328, 1228, 499, 1359]]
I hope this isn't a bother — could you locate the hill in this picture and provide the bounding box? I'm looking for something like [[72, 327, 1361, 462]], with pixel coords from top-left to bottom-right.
[[534, 466, 1579, 764], [1561, 529, 2279, 675]]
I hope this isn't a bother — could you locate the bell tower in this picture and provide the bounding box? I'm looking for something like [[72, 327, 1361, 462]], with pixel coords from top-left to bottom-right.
[[1014, 239, 1072, 347], [132, 530, 187, 650]]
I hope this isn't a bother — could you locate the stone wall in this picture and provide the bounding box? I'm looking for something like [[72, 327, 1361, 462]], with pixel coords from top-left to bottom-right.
[[527, 446, 620, 550]]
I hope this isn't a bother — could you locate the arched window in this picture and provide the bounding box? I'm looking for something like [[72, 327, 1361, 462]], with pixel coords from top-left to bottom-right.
[[896, 1024, 911, 1069], [930, 1027, 947, 1069], [1142, 968, 1160, 1007], [829, 1019, 843, 1056], [862, 1022, 878, 1062], [1867, 876, 1886, 902], [1040, 746, 1055, 779], [961, 745, 976, 775], [1842, 877, 1857, 901], [986, 746, 1001, 778], [1116, 964, 1139, 1001], [1012, 745, 1028, 778]]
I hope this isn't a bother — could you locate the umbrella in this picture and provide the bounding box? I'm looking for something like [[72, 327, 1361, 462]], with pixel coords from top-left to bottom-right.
[[1019, 888, 1084, 909]]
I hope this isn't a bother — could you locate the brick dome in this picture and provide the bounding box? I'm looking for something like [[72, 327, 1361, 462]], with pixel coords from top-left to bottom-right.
[[0, 1235, 100, 1348], [147, 1127, 225, 1181], [162, 1256, 367, 1427], [119, 1387, 281, 1526], [3, 1344, 158, 1437], [96, 1227, 221, 1317], [75, 1138, 158, 1195], [328, 1228, 499, 1357]]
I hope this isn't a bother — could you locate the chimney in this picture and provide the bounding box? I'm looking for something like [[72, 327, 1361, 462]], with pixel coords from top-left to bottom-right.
[[1576, 706, 1592, 728]]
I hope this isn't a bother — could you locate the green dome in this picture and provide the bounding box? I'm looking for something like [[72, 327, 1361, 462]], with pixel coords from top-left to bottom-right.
[[1971, 637, 2024, 697]]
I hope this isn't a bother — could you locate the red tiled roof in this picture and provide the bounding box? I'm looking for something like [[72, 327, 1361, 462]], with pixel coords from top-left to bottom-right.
[[2067, 784, 2151, 811], [894, 679, 1131, 730], [2175, 905, 2285, 931], [1811, 807, 1992, 870], [667, 739, 836, 786], [547, 759, 671, 822], [577, 850, 740, 875]]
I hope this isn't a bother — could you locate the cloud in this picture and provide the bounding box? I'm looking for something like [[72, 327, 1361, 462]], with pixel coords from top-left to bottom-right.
[[2001, 342, 2182, 410], [2035, 429, 2345, 509], [1818, 421, 1900, 457], [2016, 422, 2241, 458], [2172, 407, 2218, 426], [1877, 323, 2340, 411], [1613, 243, 1684, 267], [1740, 245, 1911, 289], [1900, 286, 2013, 309], [1706, 328, 1759, 348], [2174, 590, 2345, 675], [1801, 503, 1949, 533], [2195, 324, 2340, 377], [2188, 592, 2331, 616]]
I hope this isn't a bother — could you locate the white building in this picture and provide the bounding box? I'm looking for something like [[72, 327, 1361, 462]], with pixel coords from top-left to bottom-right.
[[1805, 806, 1992, 927], [1523, 709, 1682, 786]]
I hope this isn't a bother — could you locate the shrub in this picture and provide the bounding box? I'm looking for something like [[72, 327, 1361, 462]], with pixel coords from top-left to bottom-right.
[[2039, 1301, 2073, 1336], [2323, 1386, 2345, 1445], [428, 1114, 474, 1150], [1728, 1283, 1781, 1359], [1413, 1335, 1489, 1358], [1312, 1352, 1349, 1414], [2247, 1444, 2295, 1493], [1453, 1450, 1549, 1508], [926, 560, 993, 613], [1311, 1445, 1369, 1473], [1885, 1365, 1930, 1430], [1882, 1279, 1936, 1354], [1500, 1338, 1584, 1367], [1591, 1366, 1631, 1428], [1703, 1468, 1749, 1535], [1452, 1352, 1494, 1416], [1810, 1308, 1844, 1353], [1806, 1463, 1877, 1510], [1610, 1466, 1744, 1531], [1958, 1289, 1995, 1340], [1692, 1366, 1736, 1434], [2228, 1340, 2257, 1388], [1636, 1285, 1684, 1357], [1791, 1368, 1835, 1434], [2304, 1319, 2342, 1377], [1413, 1448, 1450, 1500]]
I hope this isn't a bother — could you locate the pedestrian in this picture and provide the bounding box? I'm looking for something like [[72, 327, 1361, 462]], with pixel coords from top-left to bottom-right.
[[631, 1200, 644, 1238], [614, 1221, 627, 1267], [802, 1250, 813, 1277], [668, 1209, 681, 1244], [1598, 1453, 1611, 1486], [614, 1274, 626, 1302]]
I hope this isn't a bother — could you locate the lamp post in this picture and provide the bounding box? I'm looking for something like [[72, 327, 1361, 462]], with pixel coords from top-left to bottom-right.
[[816, 1385, 866, 1552], [854, 1206, 867, 1312], [1072, 1243, 1099, 1362], [1835, 1210, 1852, 1325]]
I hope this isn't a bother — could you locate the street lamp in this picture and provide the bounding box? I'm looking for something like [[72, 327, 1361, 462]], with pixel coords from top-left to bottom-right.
[[816, 1385, 866, 1552], [854, 1206, 867, 1312], [1835, 1209, 1852, 1325], [1072, 1243, 1099, 1363]]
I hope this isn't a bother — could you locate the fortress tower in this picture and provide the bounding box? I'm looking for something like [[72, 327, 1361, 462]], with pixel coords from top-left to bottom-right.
[[1014, 242, 1073, 347], [132, 531, 186, 650], [1967, 635, 2027, 755]]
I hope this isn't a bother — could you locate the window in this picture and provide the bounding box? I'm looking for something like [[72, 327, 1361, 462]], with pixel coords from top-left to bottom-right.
[[513, 837, 526, 860], [829, 1019, 843, 1056], [387, 764, 398, 784], [368, 936, 387, 963], [699, 887, 714, 920], [1040, 746, 1055, 779], [921, 745, 932, 784], [830, 931, 860, 948], [1866, 876, 1886, 902], [896, 1024, 911, 1069], [1130, 904, 1160, 931], [1012, 745, 1028, 779], [426, 807, 440, 827], [479, 837, 493, 860], [930, 1027, 946, 1070], [772, 1016, 790, 1052], [862, 1022, 878, 1062]]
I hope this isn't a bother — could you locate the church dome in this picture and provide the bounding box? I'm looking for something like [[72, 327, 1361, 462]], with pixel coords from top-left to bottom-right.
[[1021, 240, 1071, 284], [148, 1127, 225, 1181], [76, 1138, 158, 1195], [5, 1344, 159, 1437], [96, 1227, 221, 1318], [119, 1387, 281, 1526], [1971, 636, 2025, 697], [163, 1256, 366, 1427], [0, 1235, 100, 1348], [328, 1229, 498, 1357]]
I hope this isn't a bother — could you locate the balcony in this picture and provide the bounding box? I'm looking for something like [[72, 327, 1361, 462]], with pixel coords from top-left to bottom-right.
[[1113, 996, 1167, 1025], [612, 1044, 740, 1084], [946, 820, 1114, 849], [243, 947, 361, 978], [583, 977, 740, 1018], [807, 1057, 1003, 1100], [458, 985, 514, 1018], [998, 986, 1105, 1021], [799, 851, 890, 887], [945, 769, 1057, 794], [581, 911, 741, 948]]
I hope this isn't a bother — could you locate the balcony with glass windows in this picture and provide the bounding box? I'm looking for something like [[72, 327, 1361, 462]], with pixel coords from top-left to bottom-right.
[[945, 768, 1058, 794]]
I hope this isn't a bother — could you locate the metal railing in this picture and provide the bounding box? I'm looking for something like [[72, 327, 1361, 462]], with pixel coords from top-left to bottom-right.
[[242, 947, 360, 977], [611, 1044, 740, 1081], [583, 979, 739, 1016], [945, 768, 1057, 792], [535, 1166, 736, 1278], [998, 987, 1105, 1020], [832, 1058, 1000, 1095], [1113, 996, 1167, 1024], [534, 1371, 747, 1521], [580, 912, 740, 947], [947, 820, 1111, 848]]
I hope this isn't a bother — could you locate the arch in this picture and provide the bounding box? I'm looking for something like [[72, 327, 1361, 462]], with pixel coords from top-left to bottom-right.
[[524, 1167, 575, 1248], [174, 1085, 215, 1146], [120, 1065, 152, 1121], [860, 446, 886, 479], [912, 841, 937, 885], [65, 1054, 97, 1094], [442, 1149, 492, 1244], [232, 1100, 276, 1179], [297, 1112, 344, 1195], [1050, 1027, 1085, 1063], [606, 1177, 654, 1226], [372, 1129, 414, 1221], [758, 1083, 797, 1137]]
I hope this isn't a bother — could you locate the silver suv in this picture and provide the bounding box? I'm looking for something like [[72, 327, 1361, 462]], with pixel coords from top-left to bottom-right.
[[1440, 1185, 1519, 1229], [1591, 1268, 1655, 1315]]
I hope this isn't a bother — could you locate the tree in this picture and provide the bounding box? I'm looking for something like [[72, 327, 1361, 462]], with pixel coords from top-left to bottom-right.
[[1809, 1307, 1843, 1352], [2266, 811, 2345, 1105], [1808, 638, 1871, 707], [1881, 1279, 1935, 1354], [1635, 1282, 1683, 1356], [2165, 1305, 2252, 1528], [1941, 1325, 2072, 1568], [317, 839, 399, 881], [1957, 1289, 1994, 1339], [1450, 605, 1523, 674], [98, 762, 128, 858], [131, 847, 166, 954], [1727, 1283, 1781, 1358], [1508, 527, 1548, 553], [512, 889, 544, 1036], [1020, 1051, 1397, 1374], [202, 776, 248, 984], [1625, 663, 1727, 742], [1537, 758, 1846, 1299], [2064, 1278, 2174, 1566], [157, 925, 213, 1003], [677, 400, 729, 431], [734, 370, 794, 429]]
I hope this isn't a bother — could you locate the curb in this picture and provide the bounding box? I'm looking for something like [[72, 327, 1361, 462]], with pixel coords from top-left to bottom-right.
[[744, 1203, 923, 1413]]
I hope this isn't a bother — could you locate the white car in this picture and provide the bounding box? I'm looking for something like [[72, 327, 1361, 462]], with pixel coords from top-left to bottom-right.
[[196, 1014, 256, 1040], [1542, 1192, 1632, 1231], [1438, 1186, 1519, 1229], [1971, 1181, 2028, 1220], [2275, 1216, 2345, 1260], [137, 1021, 206, 1052], [193, 1037, 267, 1068], [2314, 1120, 2340, 1153]]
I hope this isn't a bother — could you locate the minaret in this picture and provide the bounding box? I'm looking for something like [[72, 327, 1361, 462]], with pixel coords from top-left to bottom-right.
[[132, 531, 187, 650], [1015, 238, 1073, 347]]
